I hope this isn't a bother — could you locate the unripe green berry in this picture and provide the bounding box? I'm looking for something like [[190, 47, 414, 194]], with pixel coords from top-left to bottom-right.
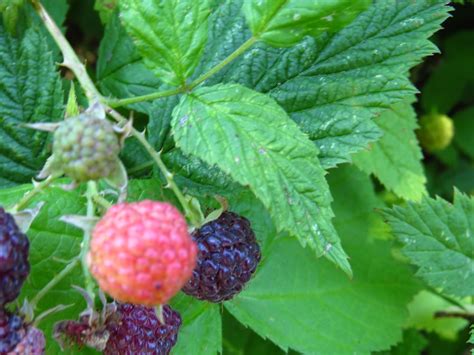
[[53, 115, 120, 182], [417, 113, 454, 152]]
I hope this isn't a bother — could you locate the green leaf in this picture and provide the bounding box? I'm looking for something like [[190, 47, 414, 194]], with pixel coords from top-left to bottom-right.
[[172, 83, 351, 275], [0, 26, 64, 187], [96, 13, 162, 113], [225, 165, 420, 354], [242, 0, 370, 47], [200, 0, 451, 168], [376, 329, 428, 355], [94, 0, 118, 23], [382, 191, 474, 297], [453, 106, 474, 160], [120, 0, 211, 86], [352, 100, 427, 201], [421, 31, 474, 113], [0, 184, 88, 354], [171, 294, 222, 355]]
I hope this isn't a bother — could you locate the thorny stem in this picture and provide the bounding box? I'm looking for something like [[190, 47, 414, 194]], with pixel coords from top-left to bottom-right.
[[29, 0, 102, 103], [108, 110, 202, 227], [12, 175, 57, 213], [30, 258, 80, 310], [82, 181, 98, 301]]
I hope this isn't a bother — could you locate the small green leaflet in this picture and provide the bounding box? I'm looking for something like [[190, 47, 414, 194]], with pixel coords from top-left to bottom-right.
[[242, 0, 370, 47], [120, 0, 211, 86], [383, 191, 474, 297], [353, 100, 427, 201], [0, 26, 63, 187], [172, 83, 351, 275]]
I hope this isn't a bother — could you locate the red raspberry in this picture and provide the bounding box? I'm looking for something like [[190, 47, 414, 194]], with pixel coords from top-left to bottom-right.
[[88, 201, 197, 306]]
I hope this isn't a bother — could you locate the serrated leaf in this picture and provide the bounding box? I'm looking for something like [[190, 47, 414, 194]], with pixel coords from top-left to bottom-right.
[[94, 0, 118, 23], [0, 184, 88, 354], [171, 294, 222, 355], [376, 329, 428, 355], [96, 13, 162, 113], [172, 83, 351, 275], [0, 26, 63, 187], [352, 100, 427, 201], [242, 0, 369, 47], [383, 191, 474, 297], [225, 166, 420, 354], [120, 0, 211, 86], [200, 0, 451, 168]]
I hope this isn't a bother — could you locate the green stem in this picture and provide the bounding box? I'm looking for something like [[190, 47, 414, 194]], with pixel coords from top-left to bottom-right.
[[30, 258, 79, 309], [107, 87, 184, 108], [103, 36, 258, 108], [92, 194, 112, 210], [82, 181, 98, 300], [12, 175, 57, 212], [29, 0, 102, 103], [188, 36, 257, 90]]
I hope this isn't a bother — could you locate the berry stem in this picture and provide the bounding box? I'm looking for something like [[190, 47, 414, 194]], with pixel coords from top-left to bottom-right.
[[12, 174, 58, 213], [81, 181, 99, 301], [107, 110, 202, 227], [30, 257, 80, 310], [29, 0, 102, 103]]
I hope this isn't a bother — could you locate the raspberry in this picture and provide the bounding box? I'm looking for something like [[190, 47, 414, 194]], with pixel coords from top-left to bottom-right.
[[183, 212, 261, 302], [52, 114, 120, 182], [417, 113, 454, 152], [88, 200, 197, 306], [0, 207, 30, 305], [0, 310, 23, 354], [105, 303, 181, 355], [7, 325, 45, 355]]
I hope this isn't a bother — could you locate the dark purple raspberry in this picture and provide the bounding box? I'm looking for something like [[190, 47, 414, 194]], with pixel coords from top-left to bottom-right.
[[0, 309, 23, 354], [183, 211, 261, 302], [104, 304, 181, 355], [0, 207, 30, 305], [7, 325, 45, 355]]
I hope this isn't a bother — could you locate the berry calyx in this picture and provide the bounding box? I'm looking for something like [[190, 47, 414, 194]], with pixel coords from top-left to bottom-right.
[[52, 114, 121, 182], [417, 113, 454, 152], [0, 207, 30, 306], [88, 200, 197, 306], [104, 303, 181, 355], [183, 211, 261, 303]]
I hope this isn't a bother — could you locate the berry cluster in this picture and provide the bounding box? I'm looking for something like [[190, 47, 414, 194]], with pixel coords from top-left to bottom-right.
[[0, 208, 44, 354]]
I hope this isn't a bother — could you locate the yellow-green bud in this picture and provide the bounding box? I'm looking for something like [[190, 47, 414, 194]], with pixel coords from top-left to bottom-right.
[[417, 113, 454, 152]]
